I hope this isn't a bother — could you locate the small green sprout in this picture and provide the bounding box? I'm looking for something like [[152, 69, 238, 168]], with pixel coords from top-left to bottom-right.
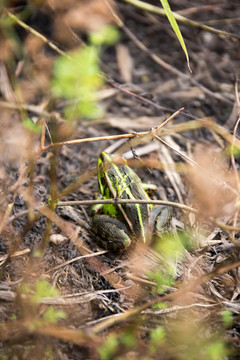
[[32, 279, 59, 303], [149, 326, 165, 354], [147, 269, 174, 294], [42, 307, 66, 324], [43, 346, 55, 360], [221, 309, 233, 328], [97, 334, 118, 360], [151, 301, 167, 310], [89, 25, 120, 46], [205, 340, 227, 360], [33, 250, 41, 258], [20, 279, 66, 329], [52, 46, 104, 120], [120, 331, 137, 348], [23, 118, 42, 133], [226, 144, 240, 158]]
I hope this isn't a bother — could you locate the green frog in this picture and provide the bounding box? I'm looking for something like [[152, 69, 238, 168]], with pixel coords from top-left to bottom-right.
[[91, 152, 172, 251]]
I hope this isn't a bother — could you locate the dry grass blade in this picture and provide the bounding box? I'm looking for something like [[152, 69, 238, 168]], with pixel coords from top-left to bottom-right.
[[186, 144, 236, 219], [5, 9, 71, 59], [155, 135, 199, 167], [0, 248, 30, 263], [0, 321, 102, 349], [157, 140, 185, 203]]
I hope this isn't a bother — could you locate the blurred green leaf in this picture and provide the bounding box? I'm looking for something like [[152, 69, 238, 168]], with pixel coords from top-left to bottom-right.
[[205, 341, 227, 360], [33, 250, 41, 258], [120, 331, 137, 347], [151, 301, 167, 310], [149, 326, 165, 354], [43, 346, 55, 360], [97, 335, 118, 360], [154, 232, 185, 262], [226, 144, 240, 158], [52, 46, 104, 120], [147, 269, 174, 293], [23, 118, 42, 133], [89, 25, 120, 46], [221, 309, 233, 328], [32, 279, 59, 303], [42, 307, 66, 324]]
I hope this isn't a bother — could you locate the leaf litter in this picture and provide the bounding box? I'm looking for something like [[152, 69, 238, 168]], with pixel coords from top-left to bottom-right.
[[0, 0, 240, 359]]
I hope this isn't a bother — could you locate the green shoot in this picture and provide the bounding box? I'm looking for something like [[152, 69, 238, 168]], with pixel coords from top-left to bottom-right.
[[89, 25, 120, 46], [159, 0, 191, 71], [52, 46, 104, 120]]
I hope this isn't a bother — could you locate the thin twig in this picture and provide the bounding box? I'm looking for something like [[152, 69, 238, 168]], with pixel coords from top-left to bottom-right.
[[46, 250, 108, 273], [0, 248, 31, 263], [107, 79, 193, 117], [155, 135, 199, 167], [41, 108, 183, 151], [5, 9, 70, 59], [0, 100, 50, 117], [144, 303, 219, 315], [202, 17, 240, 26], [7, 199, 198, 225]]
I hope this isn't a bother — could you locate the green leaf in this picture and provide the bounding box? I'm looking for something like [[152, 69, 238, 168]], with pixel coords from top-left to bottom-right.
[[33, 250, 41, 258], [120, 332, 137, 347], [159, 0, 191, 71], [221, 309, 233, 328], [43, 346, 55, 360], [32, 279, 59, 303], [52, 46, 104, 120], [23, 118, 42, 133], [150, 326, 165, 344], [147, 269, 174, 293], [154, 232, 185, 262], [89, 25, 120, 46], [205, 341, 227, 360], [151, 301, 167, 310], [42, 307, 66, 324], [149, 326, 165, 354], [226, 144, 240, 158], [97, 335, 118, 360]]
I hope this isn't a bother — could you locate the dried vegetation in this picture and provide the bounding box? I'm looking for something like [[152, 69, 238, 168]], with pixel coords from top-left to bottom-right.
[[0, 0, 240, 359]]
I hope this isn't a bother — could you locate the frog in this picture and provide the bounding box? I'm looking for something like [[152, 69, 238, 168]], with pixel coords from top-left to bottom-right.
[[91, 152, 172, 251]]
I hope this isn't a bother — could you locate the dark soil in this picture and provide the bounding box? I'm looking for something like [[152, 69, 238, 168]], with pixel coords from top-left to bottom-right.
[[1, 1, 240, 359]]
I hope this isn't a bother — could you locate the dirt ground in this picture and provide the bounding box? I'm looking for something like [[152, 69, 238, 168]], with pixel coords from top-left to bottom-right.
[[1, 0, 240, 359]]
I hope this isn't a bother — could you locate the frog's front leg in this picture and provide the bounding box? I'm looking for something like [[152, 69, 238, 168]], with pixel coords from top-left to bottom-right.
[[91, 215, 132, 251], [150, 205, 172, 236]]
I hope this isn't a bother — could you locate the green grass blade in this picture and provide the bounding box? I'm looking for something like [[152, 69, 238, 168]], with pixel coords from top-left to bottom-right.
[[159, 0, 191, 72]]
